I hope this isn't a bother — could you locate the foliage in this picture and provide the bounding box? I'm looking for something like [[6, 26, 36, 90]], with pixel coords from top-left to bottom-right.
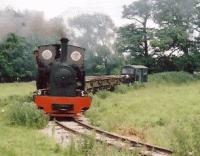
[[116, 0, 153, 60], [117, 0, 200, 73], [69, 13, 115, 52], [69, 13, 122, 75], [7, 101, 48, 128], [0, 83, 47, 129], [152, 0, 197, 55], [116, 25, 145, 57], [151, 26, 189, 54], [0, 8, 67, 82], [85, 45, 123, 75], [153, 0, 195, 27], [0, 33, 36, 82], [2, 1, 200, 78]]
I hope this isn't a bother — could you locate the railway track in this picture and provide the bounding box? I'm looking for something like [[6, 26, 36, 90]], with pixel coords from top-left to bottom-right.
[[54, 119, 173, 156]]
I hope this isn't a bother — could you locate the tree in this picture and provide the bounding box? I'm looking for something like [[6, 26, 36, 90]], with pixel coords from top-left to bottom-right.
[[122, 0, 153, 57], [154, 0, 195, 27], [151, 26, 190, 56], [68, 13, 117, 74], [150, 0, 200, 72], [116, 24, 146, 58], [152, 0, 197, 55], [69, 13, 115, 53], [85, 45, 123, 75], [0, 33, 35, 82]]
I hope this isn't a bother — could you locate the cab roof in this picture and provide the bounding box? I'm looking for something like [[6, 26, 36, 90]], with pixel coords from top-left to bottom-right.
[[123, 65, 148, 69]]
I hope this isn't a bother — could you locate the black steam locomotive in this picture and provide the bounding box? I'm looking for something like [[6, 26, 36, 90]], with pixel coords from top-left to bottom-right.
[[33, 38, 91, 117]]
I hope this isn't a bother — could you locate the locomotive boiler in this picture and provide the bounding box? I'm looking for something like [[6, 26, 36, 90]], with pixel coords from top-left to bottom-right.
[[33, 38, 91, 117]]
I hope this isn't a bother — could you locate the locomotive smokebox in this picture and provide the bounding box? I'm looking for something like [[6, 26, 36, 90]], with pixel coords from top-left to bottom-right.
[[60, 38, 69, 62]]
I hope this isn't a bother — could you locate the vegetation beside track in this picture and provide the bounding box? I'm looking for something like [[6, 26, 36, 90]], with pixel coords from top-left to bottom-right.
[[1, 72, 200, 155], [0, 82, 35, 98], [86, 72, 200, 155], [0, 82, 61, 156], [0, 82, 138, 156]]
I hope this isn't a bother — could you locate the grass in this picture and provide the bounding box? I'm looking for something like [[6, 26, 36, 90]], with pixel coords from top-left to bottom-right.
[[0, 81, 35, 98], [149, 71, 195, 84], [1, 72, 200, 155], [0, 82, 65, 156], [0, 122, 138, 156], [86, 72, 200, 151], [65, 136, 139, 156], [0, 82, 139, 156], [171, 118, 200, 156], [7, 101, 48, 128], [0, 123, 68, 156]]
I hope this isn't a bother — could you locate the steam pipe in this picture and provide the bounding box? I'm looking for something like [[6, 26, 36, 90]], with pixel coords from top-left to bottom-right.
[[60, 38, 69, 62]]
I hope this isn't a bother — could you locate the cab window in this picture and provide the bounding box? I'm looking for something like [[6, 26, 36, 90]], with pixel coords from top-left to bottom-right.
[[122, 68, 134, 74]]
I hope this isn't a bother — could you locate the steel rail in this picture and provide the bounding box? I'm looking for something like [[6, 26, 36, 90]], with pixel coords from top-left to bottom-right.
[[54, 119, 173, 156], [75, 119, 173, 155]]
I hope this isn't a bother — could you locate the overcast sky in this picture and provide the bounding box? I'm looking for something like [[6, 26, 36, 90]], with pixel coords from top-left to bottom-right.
[[0, 0, 134, 26]]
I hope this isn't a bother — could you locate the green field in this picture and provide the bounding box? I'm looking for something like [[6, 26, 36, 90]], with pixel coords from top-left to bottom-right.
[[0, 81, 137, 156], [86, 72, 200, 153], [0, 82, 35, 98], [0, 82, 67, 156], [1, 72, 200, 155]]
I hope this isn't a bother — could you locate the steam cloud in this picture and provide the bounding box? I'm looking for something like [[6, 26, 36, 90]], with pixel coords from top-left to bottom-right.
[[0, 8, 67, 42]]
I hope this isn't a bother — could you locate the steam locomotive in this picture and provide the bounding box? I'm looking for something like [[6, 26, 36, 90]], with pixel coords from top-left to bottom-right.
[[33, 38, 91, 118]]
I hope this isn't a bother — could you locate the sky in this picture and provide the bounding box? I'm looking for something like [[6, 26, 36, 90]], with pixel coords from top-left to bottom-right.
[[0, 0, 134, 26]]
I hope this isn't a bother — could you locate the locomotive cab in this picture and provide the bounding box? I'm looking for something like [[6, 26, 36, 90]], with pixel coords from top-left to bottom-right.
[[33, 38, 91, 118]]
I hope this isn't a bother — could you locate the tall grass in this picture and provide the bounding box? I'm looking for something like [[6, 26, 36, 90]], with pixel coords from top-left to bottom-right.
[[0, 82, 35, 98], [96, 91, 110, 99], [65, 136, 139, 156], [0, 94, 32, 108], [172, 117, 200, 156], [0, 124, 69, 156], [86, 72, 200, 149], [0, 82, 48, 129], [149, 71, 195, 84], [0, 82, 140, 156], [7, 101, 48, 128], [1, 73, 200, 155], [115, 84, 145, 94]]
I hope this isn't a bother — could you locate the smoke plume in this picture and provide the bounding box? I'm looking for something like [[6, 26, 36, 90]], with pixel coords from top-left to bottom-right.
[[0, 8, 67, 42]]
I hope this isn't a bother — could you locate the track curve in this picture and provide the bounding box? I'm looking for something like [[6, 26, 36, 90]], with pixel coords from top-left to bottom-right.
[[54, 119, 173, 156]]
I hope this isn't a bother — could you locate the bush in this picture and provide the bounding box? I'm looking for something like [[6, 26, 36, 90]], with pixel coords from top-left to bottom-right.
[[149, 71, 195, 84], [7, 101, 48, 128]]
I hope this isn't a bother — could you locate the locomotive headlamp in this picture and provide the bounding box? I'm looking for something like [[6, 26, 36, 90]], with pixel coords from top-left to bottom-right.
[[125, 75, 130, 78], [71, 51, 82, 61], [42, 50, 53, 60], [37, 90, 42, 95]]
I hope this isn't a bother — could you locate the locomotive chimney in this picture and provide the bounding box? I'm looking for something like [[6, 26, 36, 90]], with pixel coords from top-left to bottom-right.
[[60, 38, 69, 62]]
